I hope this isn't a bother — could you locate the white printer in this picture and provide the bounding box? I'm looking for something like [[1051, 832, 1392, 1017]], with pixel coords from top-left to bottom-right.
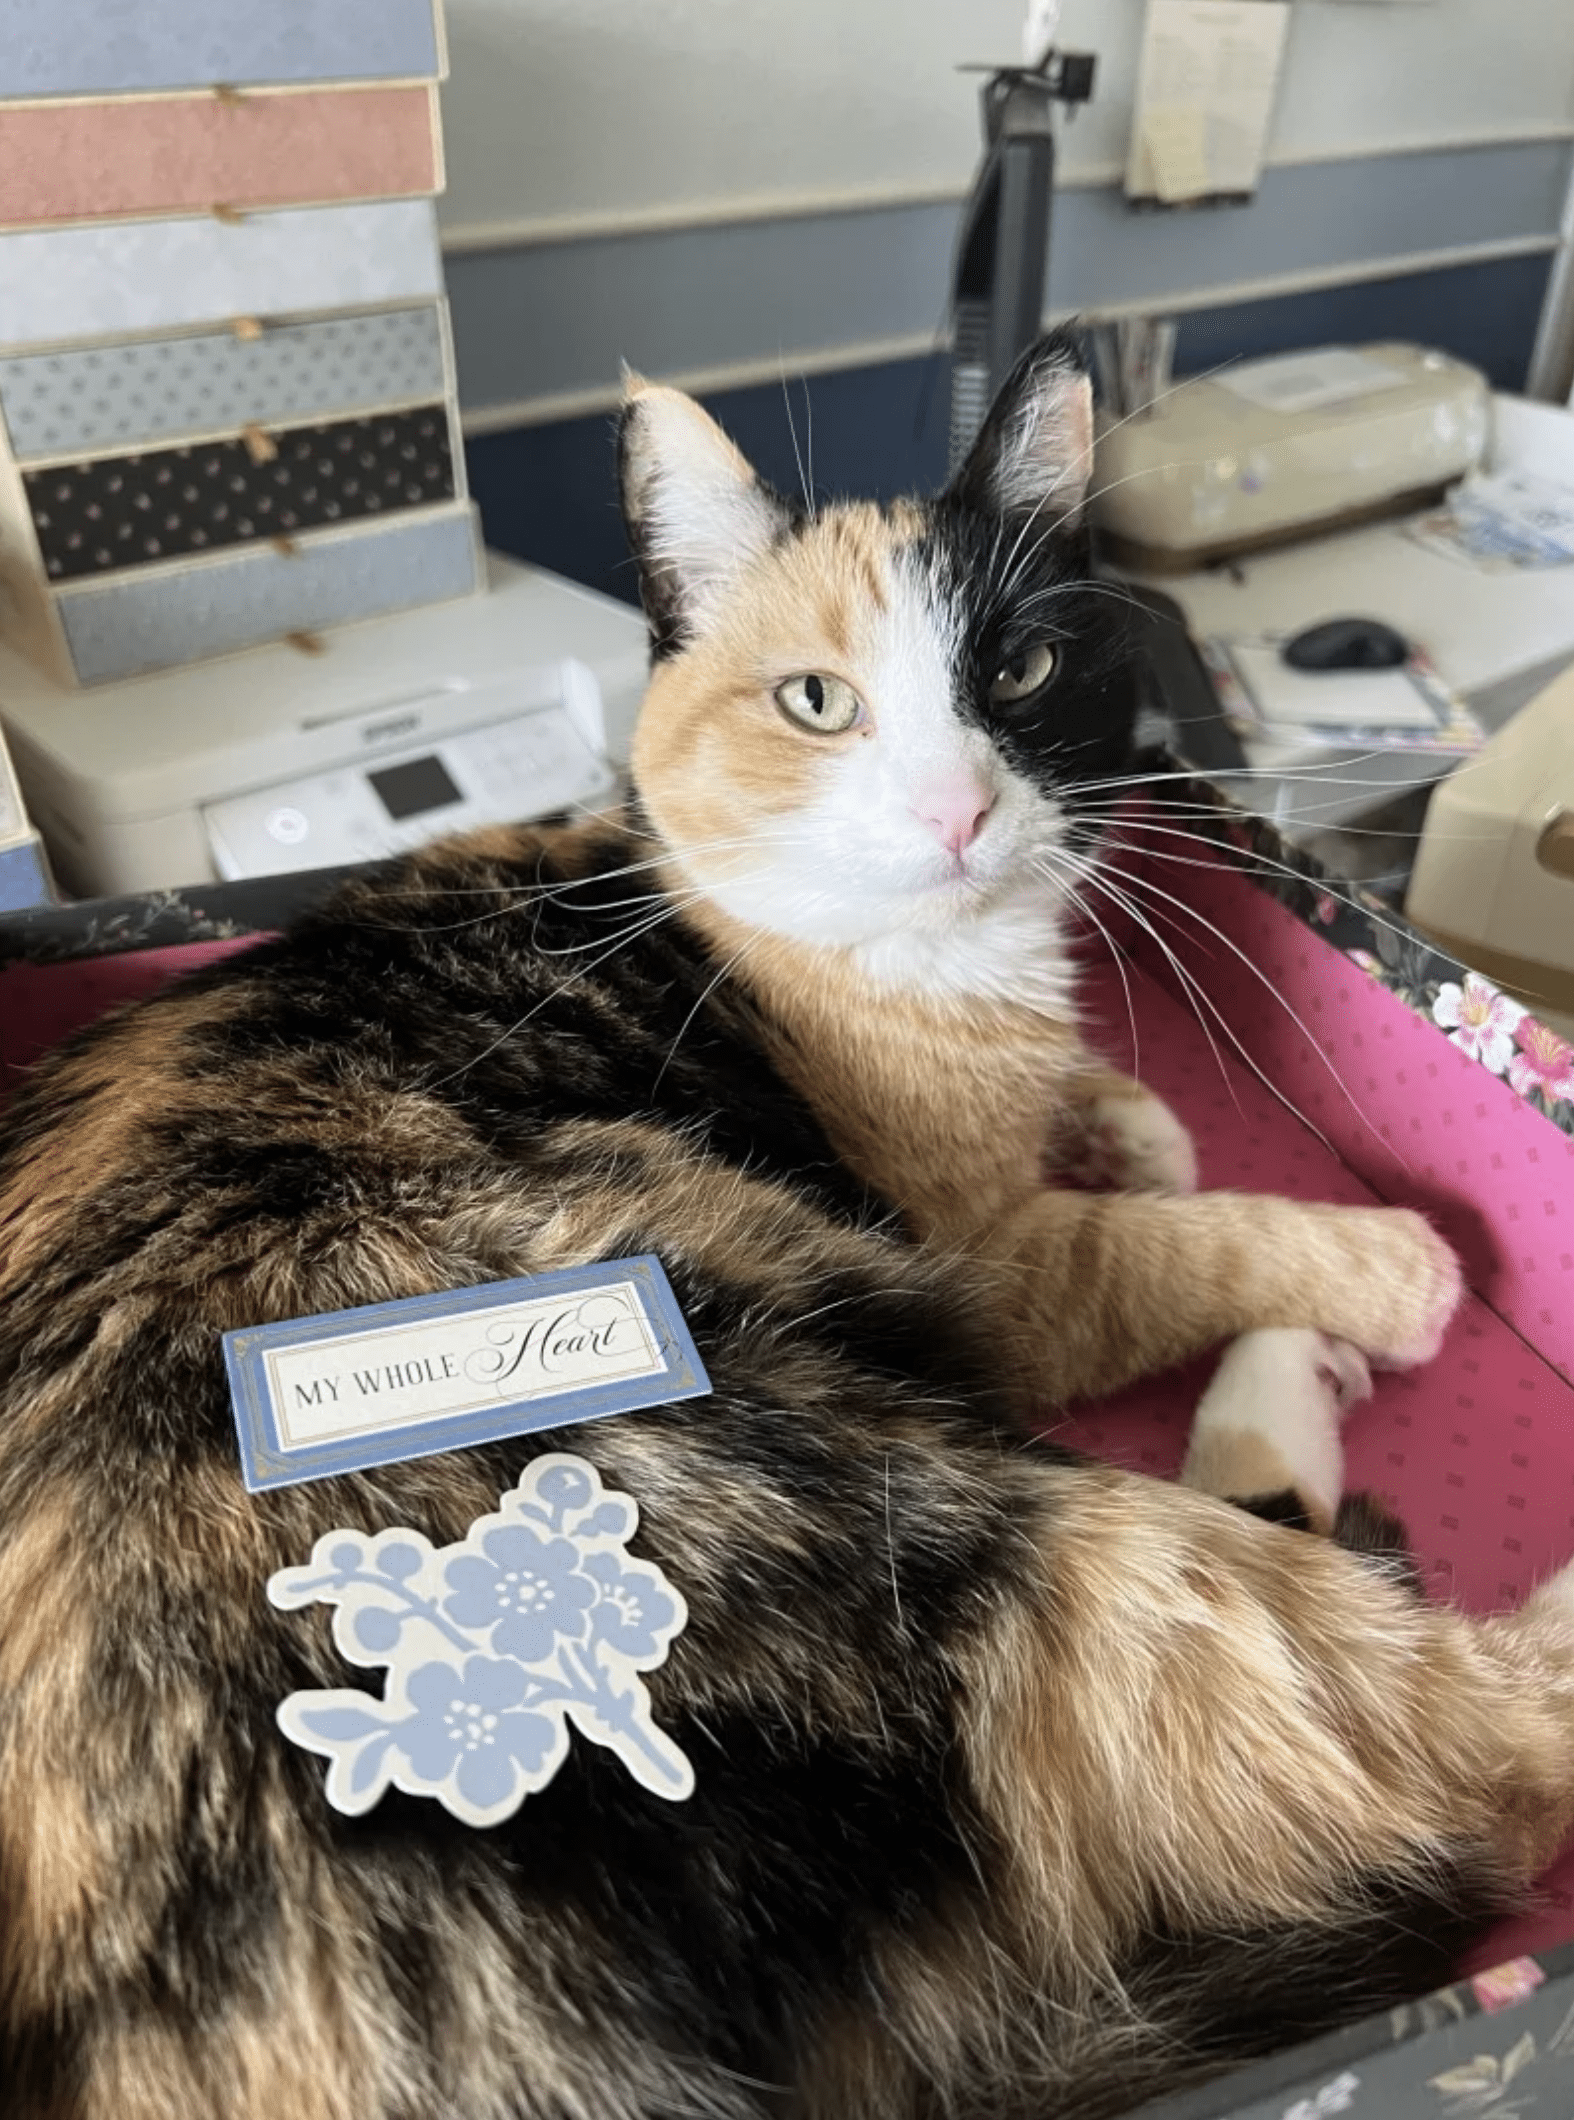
[[0, 555, 651, 898], [1407, 658, 1574, 1024], [1092, 343, 1490, 572]]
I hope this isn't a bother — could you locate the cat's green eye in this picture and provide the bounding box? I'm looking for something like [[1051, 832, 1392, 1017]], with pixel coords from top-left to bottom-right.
[[774, 673, 863, 734], [988, 643, 1056, 705]]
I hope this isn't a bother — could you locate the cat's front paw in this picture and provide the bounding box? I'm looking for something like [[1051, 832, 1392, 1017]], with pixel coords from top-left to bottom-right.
[[1066, 1089, 1199, 1195], [1314, 1208, 1465, 1369], [1182, 1327, 1372, 1529]]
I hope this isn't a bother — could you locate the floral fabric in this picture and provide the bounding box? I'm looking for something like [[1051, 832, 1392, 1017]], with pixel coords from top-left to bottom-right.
[[1138, 766, 1574, 1143]]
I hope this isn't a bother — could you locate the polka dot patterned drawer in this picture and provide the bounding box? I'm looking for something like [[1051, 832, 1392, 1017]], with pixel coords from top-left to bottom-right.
[[2, 503, 481, 687], [0, 201, 442, 355], [0, 308, 451, 465], [0, 86, 441, 231], [0, 0, 441, 100], [22, 404, 459, 582]]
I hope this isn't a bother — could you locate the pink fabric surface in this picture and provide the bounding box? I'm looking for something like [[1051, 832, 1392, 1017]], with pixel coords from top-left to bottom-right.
[[1060, 952, 1574, 1609], [0, 940, 260, 1095], [1060, 945, 1574, 1969], [4, 915, 1574, 1967], [0, 86, 437, 225], [1109, 838, 1574, 1388]]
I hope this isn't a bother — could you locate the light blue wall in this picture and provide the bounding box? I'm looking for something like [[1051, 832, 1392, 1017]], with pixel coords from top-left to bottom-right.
[[458, 128, 1568, 596]]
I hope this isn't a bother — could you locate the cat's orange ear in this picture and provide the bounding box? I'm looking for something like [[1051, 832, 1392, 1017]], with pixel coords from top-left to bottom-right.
[[947, 332, 1093, 525], [618, 374, 787, 657]]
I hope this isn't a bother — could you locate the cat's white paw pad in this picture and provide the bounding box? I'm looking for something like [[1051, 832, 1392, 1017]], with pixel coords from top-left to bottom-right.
[[1182, 1328, 1370, 1529], [1069, 1091, 1198, 1194]]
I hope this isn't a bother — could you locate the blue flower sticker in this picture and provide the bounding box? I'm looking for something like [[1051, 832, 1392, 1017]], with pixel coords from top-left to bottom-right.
[[582, 1551, 681, 1660], [401, 1657, 560, 1811], [269, 1452, 695, 1826], [441, 1523, 595, 1662]]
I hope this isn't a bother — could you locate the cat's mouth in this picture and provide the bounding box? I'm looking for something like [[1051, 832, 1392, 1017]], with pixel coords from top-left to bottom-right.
[[915, 827, 1018, 901], [929, 848, 977, 888]]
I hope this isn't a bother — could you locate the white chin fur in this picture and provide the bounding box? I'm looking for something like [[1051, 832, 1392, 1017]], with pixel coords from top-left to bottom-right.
[[681, 843, 1080, 1012], [854, 890, 1079, 1010]]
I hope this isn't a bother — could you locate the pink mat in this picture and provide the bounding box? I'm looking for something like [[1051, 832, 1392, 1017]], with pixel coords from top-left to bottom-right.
[[3, 875, 1574, 1969], [0, 941, 260, 1090], [1051, 837, 1574, 1969]]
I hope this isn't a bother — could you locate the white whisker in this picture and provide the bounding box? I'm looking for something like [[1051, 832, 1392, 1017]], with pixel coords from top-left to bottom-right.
[[422, 895, 694, 1091], [1046, 850, 1251, 1132], [1048, 865, 1142, 1081], [1087, 811, 1429, 958], [652, 928, 765, 1090], [1090, 850, 1411, 1172], [781, 362, 813, 518]]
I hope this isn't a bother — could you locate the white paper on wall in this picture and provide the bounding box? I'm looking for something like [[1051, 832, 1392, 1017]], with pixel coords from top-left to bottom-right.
[[1021, 0, 1064, 68], [1125, 0, 1291, 204]]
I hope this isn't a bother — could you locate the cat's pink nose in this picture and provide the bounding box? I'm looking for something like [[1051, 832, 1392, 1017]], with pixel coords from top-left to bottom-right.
[[913, 779, 996, 857]]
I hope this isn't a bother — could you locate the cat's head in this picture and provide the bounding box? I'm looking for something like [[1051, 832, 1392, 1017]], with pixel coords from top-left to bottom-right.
[[620, 335, 1136, 971]]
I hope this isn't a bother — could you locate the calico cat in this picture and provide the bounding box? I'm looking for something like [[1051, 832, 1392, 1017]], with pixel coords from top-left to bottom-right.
[[3, 335, 1574, 2120]]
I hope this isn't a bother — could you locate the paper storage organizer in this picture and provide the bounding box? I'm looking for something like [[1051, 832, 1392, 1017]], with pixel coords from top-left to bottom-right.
[[0, 204, 477, 685], [0, 85, 443, 229], [0, 502, 483, 686], [0, 308, 453, 463], [0, 0, 472, 688], [0, 0, 443, 99], [0, 200, 446, 352], [2, 774, 1573, 2115], [6, 399, 462, 585]]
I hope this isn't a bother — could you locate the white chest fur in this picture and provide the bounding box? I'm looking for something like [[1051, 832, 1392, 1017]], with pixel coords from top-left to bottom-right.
[[850, 883, 1078, 1015]]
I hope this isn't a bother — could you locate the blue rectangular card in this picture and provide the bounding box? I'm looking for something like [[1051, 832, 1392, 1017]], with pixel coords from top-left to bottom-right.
[[223, 1254, 711, 1492]]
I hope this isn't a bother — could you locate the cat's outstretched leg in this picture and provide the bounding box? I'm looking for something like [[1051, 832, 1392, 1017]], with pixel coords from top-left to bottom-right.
[[1179, 1327, 1370, 1535], [971, 1184, 1461, 1404]]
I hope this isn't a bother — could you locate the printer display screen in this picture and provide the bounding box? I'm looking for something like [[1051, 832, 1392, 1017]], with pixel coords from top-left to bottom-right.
[[368, 755, 463, 821]]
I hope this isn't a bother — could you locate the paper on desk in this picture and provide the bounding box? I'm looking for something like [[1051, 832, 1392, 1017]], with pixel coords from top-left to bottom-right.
[[1230, 645, 1438, 730], [1125, 0, 1290, 203], [1203, 638, 1483, 755], [1405, 470, 1574, 572]]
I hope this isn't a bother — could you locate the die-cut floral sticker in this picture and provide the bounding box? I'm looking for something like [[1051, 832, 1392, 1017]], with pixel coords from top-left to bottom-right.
[[268, 1453, 693, 1825]]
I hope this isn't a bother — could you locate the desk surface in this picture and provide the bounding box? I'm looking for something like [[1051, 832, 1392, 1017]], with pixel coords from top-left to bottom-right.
[[1144, 513, 1574, 732]]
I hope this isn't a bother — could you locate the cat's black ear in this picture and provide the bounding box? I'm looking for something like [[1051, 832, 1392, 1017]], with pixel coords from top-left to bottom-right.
[[946, 332, 1094, 526], [618, 375, 790, 658]]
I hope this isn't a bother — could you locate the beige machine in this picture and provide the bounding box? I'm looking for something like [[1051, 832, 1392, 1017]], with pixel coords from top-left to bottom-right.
[[1407, 659, 1574, 1021], [0, 555, 650, 897], [1092, 343, 1490, 571]]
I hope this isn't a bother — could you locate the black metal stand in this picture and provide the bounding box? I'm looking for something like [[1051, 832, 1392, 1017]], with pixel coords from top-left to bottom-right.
[[946, 50, 1095, 474]]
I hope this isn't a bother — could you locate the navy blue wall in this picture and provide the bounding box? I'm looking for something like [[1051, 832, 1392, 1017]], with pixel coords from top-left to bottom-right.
[[1170, 251, 1553, 385], [465, 249, 1553, 607]]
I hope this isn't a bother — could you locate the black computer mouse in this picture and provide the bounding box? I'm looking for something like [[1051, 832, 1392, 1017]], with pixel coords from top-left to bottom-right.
[[1282, 617, 1410, 671]]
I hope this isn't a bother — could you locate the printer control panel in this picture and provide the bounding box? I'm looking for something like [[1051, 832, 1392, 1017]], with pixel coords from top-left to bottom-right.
[[202, 662, 615, 881]]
